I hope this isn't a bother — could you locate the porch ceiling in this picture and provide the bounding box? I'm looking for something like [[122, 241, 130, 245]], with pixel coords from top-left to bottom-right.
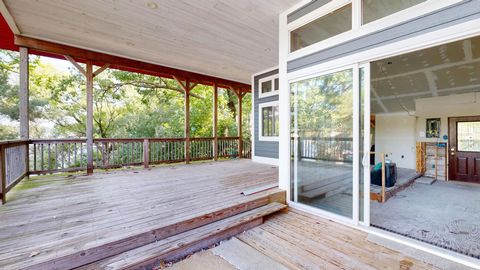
[[1, 0, 299, 84]]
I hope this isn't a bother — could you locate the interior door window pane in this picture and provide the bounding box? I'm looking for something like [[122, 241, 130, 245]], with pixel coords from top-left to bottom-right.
[[290, 4, 352, 52], [261, 80, 272, 93], [362, 0, 426, 24], [457, 121, 480, 152], [291, 69, 354, 218]]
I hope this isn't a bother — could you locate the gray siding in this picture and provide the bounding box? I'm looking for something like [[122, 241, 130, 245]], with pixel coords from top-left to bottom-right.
[[287, 0, 332, 23], [254, 69, 279, 159], [288, 0, 480, 72]]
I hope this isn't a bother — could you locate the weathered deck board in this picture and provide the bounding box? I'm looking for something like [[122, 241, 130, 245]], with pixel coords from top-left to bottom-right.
[[236, 209, 438, 270], [0, 160, 278, 269]]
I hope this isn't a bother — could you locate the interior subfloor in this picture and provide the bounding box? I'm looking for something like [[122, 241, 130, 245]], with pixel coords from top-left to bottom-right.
[[0, 159, 278, 269], [166, 208, 440, 270], [371, 180, 480, 259]]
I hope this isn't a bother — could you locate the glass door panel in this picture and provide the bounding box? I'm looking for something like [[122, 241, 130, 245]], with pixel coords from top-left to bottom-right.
[[291, 69, 354, 218]]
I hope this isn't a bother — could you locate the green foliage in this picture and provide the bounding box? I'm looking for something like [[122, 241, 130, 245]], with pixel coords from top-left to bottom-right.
[[0, 49, 251, 141]]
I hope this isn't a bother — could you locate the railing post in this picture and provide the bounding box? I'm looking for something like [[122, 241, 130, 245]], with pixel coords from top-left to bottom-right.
[[237, 92, 243, 158], [86, 62, 94, 174], [213, 83, 218, 161], [185, 80, 191, 164], [143, 139, 149, 169], [0, 145, 6, 204]]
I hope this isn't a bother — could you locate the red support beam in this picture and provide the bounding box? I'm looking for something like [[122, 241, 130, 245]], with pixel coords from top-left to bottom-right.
[[13, 35, 251, 92]]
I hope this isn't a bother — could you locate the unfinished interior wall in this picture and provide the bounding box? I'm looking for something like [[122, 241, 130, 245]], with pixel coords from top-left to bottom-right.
[[415, 93, 480, 143], [374, 114, 416, 170]]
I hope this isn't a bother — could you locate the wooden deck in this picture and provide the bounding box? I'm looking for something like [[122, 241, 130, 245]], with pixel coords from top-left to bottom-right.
[[171, 208, 440, 270], [0, 160, 281, 269]]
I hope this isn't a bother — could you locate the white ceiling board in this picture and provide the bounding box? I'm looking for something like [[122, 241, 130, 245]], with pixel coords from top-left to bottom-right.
[[3, 0, 300, 84]]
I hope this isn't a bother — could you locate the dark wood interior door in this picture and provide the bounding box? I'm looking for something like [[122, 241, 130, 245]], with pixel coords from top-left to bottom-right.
[[448, 116, 480, 183]]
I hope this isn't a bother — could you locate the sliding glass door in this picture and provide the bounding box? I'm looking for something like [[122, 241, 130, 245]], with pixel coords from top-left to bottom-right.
[[290, 64, 369, 223]]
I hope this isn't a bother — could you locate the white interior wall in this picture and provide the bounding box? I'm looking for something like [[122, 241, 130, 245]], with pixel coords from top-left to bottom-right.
[[374, 92, 480, 170], [374, 114, 417, 170]]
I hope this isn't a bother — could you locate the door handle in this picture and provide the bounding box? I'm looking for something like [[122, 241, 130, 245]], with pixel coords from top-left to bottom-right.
[[362, 153, 369, 167]]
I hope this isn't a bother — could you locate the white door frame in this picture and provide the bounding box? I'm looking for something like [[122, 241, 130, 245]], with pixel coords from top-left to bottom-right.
[[288, 63, 362, 225], [279, 8, 480, 268]]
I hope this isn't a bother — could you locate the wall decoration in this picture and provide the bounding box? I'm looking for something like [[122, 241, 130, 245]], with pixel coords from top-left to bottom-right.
[[426, 118, 441, 138]]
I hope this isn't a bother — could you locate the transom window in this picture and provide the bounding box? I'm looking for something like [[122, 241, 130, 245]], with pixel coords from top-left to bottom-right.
[[259, 75, 279, 98], [259, 101, 279, 141], [289, 0, 431, 53], [290, 3, 352, 52], [362, 0, 427, 24]]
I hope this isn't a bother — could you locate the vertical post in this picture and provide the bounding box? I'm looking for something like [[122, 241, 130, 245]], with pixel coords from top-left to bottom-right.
[[213, 83, 218, 161], [19, 47, 29, 140], [381, 152, 386, 203], [0, 146, 6, 204], [143, 139, 149, 168], [86, 62, 94, 174], [237, 91, 243, 158], [184, 80, 190, 164]]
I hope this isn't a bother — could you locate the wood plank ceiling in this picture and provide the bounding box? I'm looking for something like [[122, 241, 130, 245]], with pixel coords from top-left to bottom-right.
[[2, 0, 300, 84]]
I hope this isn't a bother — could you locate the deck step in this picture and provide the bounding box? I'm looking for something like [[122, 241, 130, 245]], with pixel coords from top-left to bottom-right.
[[28, 189, 285, 270], [82, 202, 287, 270]]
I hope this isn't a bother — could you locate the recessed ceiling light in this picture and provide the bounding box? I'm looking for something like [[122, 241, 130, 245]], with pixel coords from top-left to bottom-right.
[[146, 2, 158, 9]]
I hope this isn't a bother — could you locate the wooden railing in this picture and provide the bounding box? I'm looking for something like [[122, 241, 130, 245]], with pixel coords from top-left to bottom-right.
[[0, 137, 251, 204], [0, 140, 29, 203], [291, 137, 353, 163]]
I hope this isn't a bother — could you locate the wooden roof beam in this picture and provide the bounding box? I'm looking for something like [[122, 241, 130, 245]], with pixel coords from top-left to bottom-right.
[[15, 35, 250, 91]]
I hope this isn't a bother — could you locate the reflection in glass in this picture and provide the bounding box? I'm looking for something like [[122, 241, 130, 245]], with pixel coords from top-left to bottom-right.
[[262, 106, 279, 137], [261, 80, 272, 93], [290, 4, 352, 52], [362, 0, 426, 24], [291, 69, 354, 218], [457, 122, 480, 152]]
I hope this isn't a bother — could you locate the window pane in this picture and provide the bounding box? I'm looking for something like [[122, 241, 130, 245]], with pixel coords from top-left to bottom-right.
[[362, 0, 426, 24], [457, 121, 480, 152], [274, 106, 280, 136], [274, 78, 279, 91], [261, 80, 272, 93], [291, 4, 352, 52], [291, 69, 354, 218]]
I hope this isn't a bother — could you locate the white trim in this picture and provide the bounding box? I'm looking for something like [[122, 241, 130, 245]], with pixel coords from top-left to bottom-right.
[[288, 0, 353, 54], [258, 101, 280, 142], [278, 10, 290, 195], [252, 156, 279, 166], [287, 0, 463, 61], [258, 74, 280, 99], [360, 62, 371, 226], [0, 0, 20, 34], [250, 73, 256, 160], [252, 66, 279, 78], [352, 64, 360, 225], [286, 18, 480, 81]]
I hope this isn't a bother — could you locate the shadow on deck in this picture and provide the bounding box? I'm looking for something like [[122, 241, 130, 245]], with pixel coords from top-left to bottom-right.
[[0, 160, 285, 269]]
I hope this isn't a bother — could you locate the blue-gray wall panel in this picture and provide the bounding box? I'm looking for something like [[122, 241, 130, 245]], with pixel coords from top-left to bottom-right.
[[253, 69, 279, 159], [288, 0, 480, 72]]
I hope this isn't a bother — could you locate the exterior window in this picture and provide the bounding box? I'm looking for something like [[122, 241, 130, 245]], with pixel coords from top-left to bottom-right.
[[362, 0, 427, 24], [290, 3, 352, 52], [259, 102, 279, 141], [259, 75, 279, 98]]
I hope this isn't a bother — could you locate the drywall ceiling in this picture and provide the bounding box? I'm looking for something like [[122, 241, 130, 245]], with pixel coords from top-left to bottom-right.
[[371, 36, 480, 114], [1, 0, 300, 84]]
